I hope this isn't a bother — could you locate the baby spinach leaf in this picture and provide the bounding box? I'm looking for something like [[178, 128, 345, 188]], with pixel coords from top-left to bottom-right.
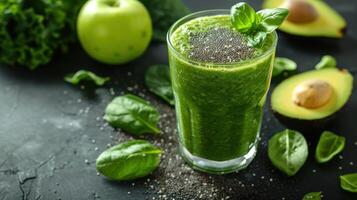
[[268, 129, 308, 176], [145, 65, 174, 106], [302, 192, 322, 200], [96, 140, 162, 181], [230, 2, 257, 33], [256, 8, 289, 33], [315, 55, 337, 70], [64, 70, 110, 86], [272, 57, 297, 77], [104, 94, 160, 135], [315, 131, 345, 163], [340, 173, 357, 193]]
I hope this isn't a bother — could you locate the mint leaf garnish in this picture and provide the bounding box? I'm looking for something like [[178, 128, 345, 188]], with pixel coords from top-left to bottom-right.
[[256, 8, 289, 33], [230, 2, 289, 47], [247, 32, 267, 48], [230, 3, 257, 33]]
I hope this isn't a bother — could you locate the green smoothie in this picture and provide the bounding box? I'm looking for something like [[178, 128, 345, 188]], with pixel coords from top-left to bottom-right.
[[168, 11, 276, 172]]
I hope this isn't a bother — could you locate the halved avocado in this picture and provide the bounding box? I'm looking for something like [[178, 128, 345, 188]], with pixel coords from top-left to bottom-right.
[[271, 68, 353, 132], [262, 0, 346, 38]]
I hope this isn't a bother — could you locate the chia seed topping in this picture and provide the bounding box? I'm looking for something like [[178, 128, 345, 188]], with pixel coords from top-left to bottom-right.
[[188, 28, 254, 63]]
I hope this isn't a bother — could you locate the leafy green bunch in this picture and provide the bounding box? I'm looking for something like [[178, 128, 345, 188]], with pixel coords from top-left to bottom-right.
[[0, 0, 85, 70], [230, 2, 289, 47]]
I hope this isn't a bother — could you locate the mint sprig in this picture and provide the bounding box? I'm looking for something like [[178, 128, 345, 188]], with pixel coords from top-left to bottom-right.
[[230, 2, 289, 47]]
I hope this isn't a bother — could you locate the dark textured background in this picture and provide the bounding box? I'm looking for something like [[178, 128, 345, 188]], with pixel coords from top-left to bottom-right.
[[0, 0, 356, 199]]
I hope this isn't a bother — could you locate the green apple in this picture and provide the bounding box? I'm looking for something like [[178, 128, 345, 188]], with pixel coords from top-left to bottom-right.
[[77, 0, 152, 64]]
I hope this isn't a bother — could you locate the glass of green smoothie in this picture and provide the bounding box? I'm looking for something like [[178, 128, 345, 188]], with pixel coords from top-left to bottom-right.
[[167, 3, 287, 174]]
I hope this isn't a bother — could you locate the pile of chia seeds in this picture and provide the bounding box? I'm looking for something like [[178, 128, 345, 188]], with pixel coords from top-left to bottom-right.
[[188, 28, 254, 63]]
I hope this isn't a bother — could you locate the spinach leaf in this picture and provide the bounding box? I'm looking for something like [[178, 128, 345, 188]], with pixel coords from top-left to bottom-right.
[[268, 129, 308, 176], [139, 0, 190, 42], [230, 2, 288, 47], [302, 192, 322, 200], [96, 140, 162, 181], [64, 70, 110, 86], [230, 2, 257, 33], [272, 57, 297, 77], [104, 94, 160, 135], [315, 55, 337, 70], [315, 131, 345, 163], [145, 65, 174, 106], [256, 8, 290, 33], [340, 173, 357, 193]]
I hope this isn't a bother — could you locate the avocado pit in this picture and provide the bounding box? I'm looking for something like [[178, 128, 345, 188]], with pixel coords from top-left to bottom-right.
[[282, 0, 319, 24], [292, 79, 333, 109]]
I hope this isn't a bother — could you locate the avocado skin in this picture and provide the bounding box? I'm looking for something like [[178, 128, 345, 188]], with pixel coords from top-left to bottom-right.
[[272, 109, 336, 134], [262, 0, 347, 38]]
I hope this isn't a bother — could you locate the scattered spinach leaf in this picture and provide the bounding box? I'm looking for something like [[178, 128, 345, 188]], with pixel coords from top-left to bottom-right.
[[0, 0, 86, 69], [230, 2, 288, 47], [340, 173, 357, 193], [145, 65, 174, 106], [315, 55, 337, 70], [64, 70, 110, 86], [302, 192, 322, 200], [139, 0, 190, 42], [104, 94, 160, 135], [96, 140, 162, 181], [272, 57, 297, 77], [268, 129, 308, 176], [315, 131, 345, 163]]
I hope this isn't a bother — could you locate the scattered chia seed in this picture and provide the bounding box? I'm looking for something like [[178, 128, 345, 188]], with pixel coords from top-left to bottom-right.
[[188, 28, 254, 63]]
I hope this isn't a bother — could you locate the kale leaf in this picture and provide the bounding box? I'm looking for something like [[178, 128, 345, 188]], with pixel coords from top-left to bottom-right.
[[0, 0, 85, 70]]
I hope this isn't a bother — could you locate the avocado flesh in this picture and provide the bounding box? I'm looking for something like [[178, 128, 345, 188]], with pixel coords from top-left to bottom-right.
[[263, 0, 346, 38], [271, 68, 353, 130]]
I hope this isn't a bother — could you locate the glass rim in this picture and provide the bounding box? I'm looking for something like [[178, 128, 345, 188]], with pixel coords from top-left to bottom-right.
[[166, 9, 278, 67]]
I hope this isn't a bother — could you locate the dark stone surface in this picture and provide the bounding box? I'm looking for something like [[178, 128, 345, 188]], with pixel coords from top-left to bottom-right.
[[0, 0, 356, 199]]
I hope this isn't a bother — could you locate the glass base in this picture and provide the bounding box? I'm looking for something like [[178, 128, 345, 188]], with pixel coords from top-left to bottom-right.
[[179, 143, 257, 174]]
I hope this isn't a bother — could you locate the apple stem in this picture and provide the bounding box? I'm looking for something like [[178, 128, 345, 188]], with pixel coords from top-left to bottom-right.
[[103, 0, 120, 7]]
